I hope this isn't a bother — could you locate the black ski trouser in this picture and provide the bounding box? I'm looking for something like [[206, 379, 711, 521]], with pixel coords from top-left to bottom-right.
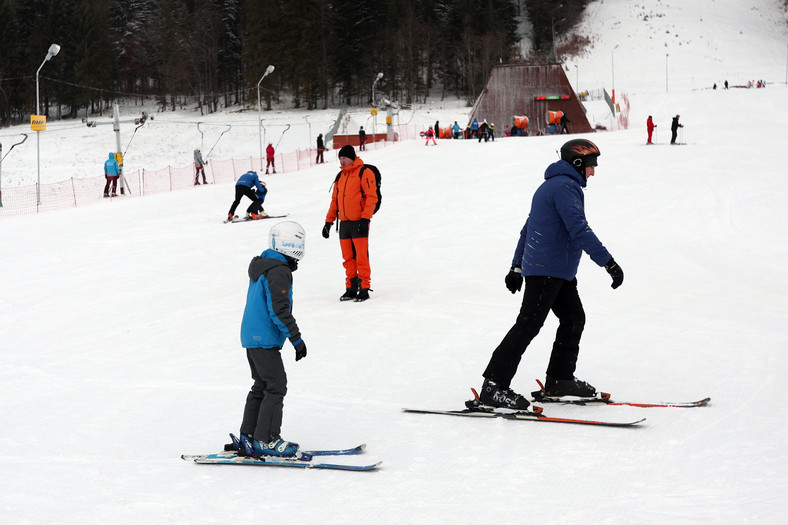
[[483, 276, 586, 389], [228, 185, 262, 215], [240, 347, 288, 442]]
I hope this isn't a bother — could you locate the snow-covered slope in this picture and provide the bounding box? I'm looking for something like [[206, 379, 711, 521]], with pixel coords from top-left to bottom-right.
[[1, 1, 787, 523]]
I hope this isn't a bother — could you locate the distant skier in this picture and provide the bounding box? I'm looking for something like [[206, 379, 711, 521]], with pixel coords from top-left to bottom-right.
[[477, 139, 624, 410], [227, 170, 268, 221], [471, 118, 479, 138], [424, 127, 437, 146], [265, 143, 276, 174], [559, 113, 570, 134], [103, 152, 120, 197], [194, 148, 207, 185], [670, 115, 683, 145], [359, 126, 367, 151], [478, 120, 490, 143], [235, 221, 308, 458], [646, 116, 657, 144], [316, 133, 325, 164], [452, 121, 461, 139]]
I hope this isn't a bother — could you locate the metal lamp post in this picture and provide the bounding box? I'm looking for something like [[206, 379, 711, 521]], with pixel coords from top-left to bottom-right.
[[666, 53, 669, 92], [257, 65, 275, 171], [372, 72, 383, 142], [35, 43, 60, 205], [611, 44, 619, 107]]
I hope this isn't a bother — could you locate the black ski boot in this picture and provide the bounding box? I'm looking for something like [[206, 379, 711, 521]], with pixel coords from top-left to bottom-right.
[[543, 376, 597, 397], [355, 288, 371, 302], [340, 277, 361, 301], [478, 379, 530, 410]]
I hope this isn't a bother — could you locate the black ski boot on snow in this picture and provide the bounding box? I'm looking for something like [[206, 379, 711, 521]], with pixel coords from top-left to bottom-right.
[[340, 277, 361, 301], [478, 379, 530, 410], [543, 376, 597, 398]]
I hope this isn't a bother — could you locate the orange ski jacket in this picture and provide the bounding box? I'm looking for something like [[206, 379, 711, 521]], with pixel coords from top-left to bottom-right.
[[325, 157, 378, 222]]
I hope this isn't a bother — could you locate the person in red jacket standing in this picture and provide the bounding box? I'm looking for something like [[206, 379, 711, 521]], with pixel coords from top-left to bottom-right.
[[322, 145, 378, 302], [646, 116, 657, 144], [265, 143, 276, 174]]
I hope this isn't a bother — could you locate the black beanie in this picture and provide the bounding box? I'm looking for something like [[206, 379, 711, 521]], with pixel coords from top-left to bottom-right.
[[338, 145, 356, 160]]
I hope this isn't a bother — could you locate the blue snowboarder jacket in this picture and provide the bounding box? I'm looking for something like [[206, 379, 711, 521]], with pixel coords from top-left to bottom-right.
[[236, 171, 266, 194], [240, 249, 301, 350], [513, 160, 612, 280], [104, 153, 120, 176]]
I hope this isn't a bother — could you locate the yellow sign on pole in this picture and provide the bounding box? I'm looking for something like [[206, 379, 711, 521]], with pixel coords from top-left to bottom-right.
[[115, 152, 124, 166], [370, 108, 378, 116], [386, 117, 391, 124], [30, 115, 46, 131]]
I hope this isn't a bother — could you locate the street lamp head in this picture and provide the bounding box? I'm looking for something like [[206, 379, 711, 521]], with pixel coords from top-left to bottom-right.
[[376, 72, 384, 80], [46, 43, 61, 61], [266, 65, 275, 75]]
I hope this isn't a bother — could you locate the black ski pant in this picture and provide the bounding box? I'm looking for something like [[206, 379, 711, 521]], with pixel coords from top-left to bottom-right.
[[240, 347, 287, 442], [195, 166, 206, 183], [228, 185, 263, 215], [483, 276, 585, 389]]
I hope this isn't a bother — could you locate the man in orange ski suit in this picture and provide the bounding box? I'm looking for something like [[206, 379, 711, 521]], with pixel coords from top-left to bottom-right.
[[322, 145, 378, 302]]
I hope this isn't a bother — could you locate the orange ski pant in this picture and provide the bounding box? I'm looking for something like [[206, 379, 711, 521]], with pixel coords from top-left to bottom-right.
[[338, 224, 371, 289]]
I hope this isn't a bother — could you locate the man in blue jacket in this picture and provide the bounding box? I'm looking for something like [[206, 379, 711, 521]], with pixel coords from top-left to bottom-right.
[[227, 170, 267, 221], [479, 139, 624, 410], [237, 221, 308, 458]]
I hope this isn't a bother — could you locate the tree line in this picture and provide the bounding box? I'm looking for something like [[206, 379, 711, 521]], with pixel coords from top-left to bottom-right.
[[0, 0, 590, 127]]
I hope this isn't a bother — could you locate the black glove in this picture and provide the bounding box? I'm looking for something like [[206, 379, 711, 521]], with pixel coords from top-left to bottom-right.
[[604, 258, 624, 289], [322, 222, 332, 239], [356, 218, 370, 236], [504, 266, 523, 294], [292, 338, 307, 361]]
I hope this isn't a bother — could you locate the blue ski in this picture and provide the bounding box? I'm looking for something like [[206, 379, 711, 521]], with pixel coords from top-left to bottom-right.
[[223, 433, 366, 456], [181, 453, 381, 471]]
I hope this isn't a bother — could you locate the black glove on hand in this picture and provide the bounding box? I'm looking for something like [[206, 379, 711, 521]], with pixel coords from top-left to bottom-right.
[[604, 258, 624, 289], [504, 266, 523, 294], [356, 218, 370, 236], [321, 222, 332, 239], [292, 338, 307, 361]]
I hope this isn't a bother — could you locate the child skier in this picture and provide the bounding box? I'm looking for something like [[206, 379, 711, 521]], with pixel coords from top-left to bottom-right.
[[236, 221, 308, 458]]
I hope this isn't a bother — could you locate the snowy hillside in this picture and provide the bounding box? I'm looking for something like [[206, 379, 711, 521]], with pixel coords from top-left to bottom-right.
[[2, 1, 788, 524]]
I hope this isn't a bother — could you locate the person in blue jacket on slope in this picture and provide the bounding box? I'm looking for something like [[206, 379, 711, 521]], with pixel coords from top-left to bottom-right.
[[236, 221, 308, 458], [478, 139, 625, 410], [103, 152, 120, 197], [227, 170, 268, 221]]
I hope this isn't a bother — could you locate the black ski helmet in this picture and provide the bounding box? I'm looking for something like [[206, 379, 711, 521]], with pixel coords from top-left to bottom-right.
[[560, 138, 601, 175]]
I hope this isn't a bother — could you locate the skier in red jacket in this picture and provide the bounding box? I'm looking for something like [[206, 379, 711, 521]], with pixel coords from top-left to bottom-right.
[[265, 143, 276, 174], [646, 116, 657, 144]]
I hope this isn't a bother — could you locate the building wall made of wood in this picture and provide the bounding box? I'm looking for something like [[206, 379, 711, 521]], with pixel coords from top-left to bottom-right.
[[470, 64, 593, 135]]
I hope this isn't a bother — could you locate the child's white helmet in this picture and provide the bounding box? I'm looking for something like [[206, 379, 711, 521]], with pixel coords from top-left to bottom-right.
[[269, 221, 306, 260]]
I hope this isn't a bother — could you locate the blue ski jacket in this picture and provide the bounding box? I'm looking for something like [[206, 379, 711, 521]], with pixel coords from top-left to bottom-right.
[[513, 160, 612, 280], [240, 249, 301, 350], [236, 171, 266, 193], [104, 153, 120, 176]]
